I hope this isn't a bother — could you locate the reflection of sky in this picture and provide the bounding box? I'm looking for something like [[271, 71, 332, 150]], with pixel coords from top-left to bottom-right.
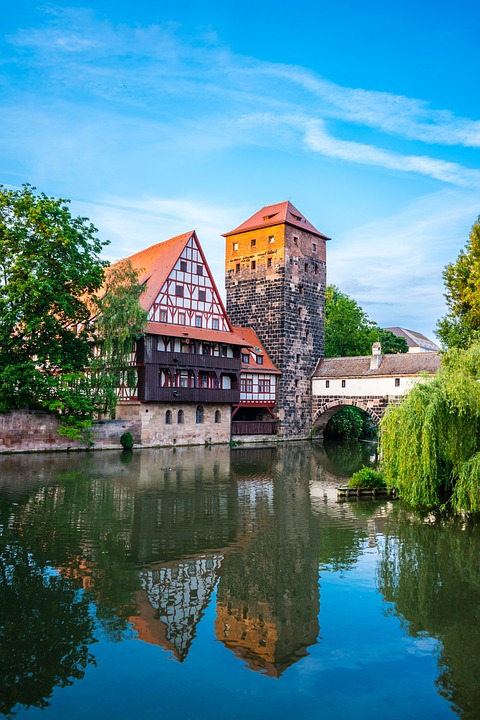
[[22, 541, 453, 720]]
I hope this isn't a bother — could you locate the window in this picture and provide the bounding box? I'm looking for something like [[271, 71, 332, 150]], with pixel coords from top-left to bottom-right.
[[304, 263, 309, 272], [296, 354, 301, 363], [165, 410, 172, 425], [195, 316, 202, 328], [299, 285, 304, 295], [178, 312, 186, 324], [267, 257, 272, 268], [212, 318, 219, 330], [220, 344, 228, 357], [233, 242, 239, 250], [177, 409, 184, 424], [268, 235, 274, 243], [242, 353, 250, 363], [293, 236, 298, 246], [258, 379, 271, 393], [298, 307, 302, 317], [395, 378, 400, 387], [314, 265, 318, 275], [256, 354, 263, 365], [326, 380, 330, 388], [180, 260, 187, 272], [235, 263, 240, 273], [179, 372, 189, 387], [160, 309, 167, 322], [341, 380, 346, 388], [251, 260, 256, 270], [312, 243, 316, 252], [196, 405, 204, 424], [251, 238, 256, 247], [215, 410, 221, 424], [240, 378, 253, 393], [175, 284, 183, 297], [198, 290, 206, 302], [196, 264, 203, 275]]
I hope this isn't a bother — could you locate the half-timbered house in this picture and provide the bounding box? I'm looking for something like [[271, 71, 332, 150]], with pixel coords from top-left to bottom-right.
[[231, 327, 281, 438], [115, 231, 248, 446]]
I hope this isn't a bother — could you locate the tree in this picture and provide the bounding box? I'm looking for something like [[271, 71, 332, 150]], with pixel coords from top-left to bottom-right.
[[324, 285, 408, 358], [436, 216, 480, 349], [0, 184, 108, 412], [380, 342, 480, 512]]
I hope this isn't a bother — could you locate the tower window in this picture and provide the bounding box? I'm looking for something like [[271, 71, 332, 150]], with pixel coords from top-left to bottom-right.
[[293, 236, 298, 246], [233, 242, 239, 250], [267, 257, 272, 268], [305, 263, 309, 272], [314, 265, 318, 275], [296, 354, 301, 363], [268, 236, 274, 243], [312, 243, 316, 252], [251, 238, 256, 247], [235, 263, 240, 273], [251, 260, 256, 270]]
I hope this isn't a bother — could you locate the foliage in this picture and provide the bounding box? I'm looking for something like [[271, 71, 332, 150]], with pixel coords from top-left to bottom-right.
[[380, 343, 480, 512], [0, 184, 108, 414], [348, 466, 386, 489], [120, 431, 134, 450], [324, 406, 378, 441], [88, 259, 148, 419], [436, 216, 480, 349], [324, 285, 408, 357]]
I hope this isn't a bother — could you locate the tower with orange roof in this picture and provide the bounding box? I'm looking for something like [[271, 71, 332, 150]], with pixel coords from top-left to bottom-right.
[[224, 202, 329, 437]]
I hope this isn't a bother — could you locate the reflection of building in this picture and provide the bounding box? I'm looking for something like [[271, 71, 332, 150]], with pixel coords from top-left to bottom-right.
[[131, 554, 224, 661], [215, 447, 320, 676]]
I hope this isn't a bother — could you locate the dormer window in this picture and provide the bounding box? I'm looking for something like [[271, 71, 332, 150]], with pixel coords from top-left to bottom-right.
[[256, 354, 263, 365], [242, 353, 250, 363]]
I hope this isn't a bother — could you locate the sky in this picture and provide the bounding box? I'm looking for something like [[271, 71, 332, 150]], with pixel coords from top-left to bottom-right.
[[1, 0, 480, 341]]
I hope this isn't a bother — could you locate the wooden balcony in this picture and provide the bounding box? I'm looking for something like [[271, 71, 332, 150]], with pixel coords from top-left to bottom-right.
[[145, 349, 241, 372], [231, 421, 278, 436], [141, 386, 240, 404]]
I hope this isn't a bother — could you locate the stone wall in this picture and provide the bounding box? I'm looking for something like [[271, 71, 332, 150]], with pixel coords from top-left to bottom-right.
[[225, 221, 326, 439], [0, 409, 140, 453], [311, 395, 399, 437]]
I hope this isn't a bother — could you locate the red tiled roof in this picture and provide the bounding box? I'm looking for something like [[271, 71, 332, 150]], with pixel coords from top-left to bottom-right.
[[313, 352, 441, 379], [232, 327, 281, 374], [223, 201, 330, 240], [111, 231, 193, 312], [146, 321, 249, 347]]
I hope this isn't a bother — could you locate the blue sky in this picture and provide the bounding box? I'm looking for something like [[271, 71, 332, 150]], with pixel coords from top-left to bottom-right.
[[2, 0, 480, 340]]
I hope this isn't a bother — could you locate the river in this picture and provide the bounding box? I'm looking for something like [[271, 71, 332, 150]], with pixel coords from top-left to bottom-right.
[[0, 442, 478, 719]]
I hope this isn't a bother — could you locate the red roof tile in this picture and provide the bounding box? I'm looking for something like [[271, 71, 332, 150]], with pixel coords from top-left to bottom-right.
[[232, 327, 281, 374], [146, 321, 249, 347], [223, 201, 330, 240]]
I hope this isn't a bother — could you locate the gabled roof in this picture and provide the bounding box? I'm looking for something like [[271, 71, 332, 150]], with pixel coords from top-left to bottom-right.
[[384, 327, 440, 352], [116, 231, 193, 312], [223, 201, 330, 240], [146, 321, 249, 346], [313, 352, 441, 379], [233, 327, 281, 374]]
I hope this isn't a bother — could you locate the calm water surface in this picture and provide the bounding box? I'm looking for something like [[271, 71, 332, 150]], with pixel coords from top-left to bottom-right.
[[0, 442, 478, 720]]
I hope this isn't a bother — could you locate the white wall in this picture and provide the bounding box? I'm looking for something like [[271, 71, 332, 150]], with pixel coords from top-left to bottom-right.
[[312, 374, 425, 398]]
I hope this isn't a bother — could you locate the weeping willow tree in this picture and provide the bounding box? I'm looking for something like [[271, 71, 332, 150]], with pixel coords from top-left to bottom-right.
[[380, 343, 480, 512]]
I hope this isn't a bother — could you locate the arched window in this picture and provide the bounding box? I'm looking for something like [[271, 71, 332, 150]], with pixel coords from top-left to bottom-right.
[[196, 405, 204, 424], [177, 409, 184, 424], [165, 410, 172, 425], [214, 410, 221, 424]]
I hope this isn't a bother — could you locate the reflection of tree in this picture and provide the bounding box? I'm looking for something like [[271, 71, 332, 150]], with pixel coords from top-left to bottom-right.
[[377, 508, 480, 719], [312, 439, 376, 479], [0, 540, 96, 717]]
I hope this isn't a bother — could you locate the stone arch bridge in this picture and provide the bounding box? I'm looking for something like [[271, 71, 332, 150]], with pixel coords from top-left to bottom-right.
[[311, 395, 393, 439]]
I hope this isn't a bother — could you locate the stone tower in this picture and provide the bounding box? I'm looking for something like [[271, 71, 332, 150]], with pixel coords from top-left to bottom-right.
[[224, 201, 329, 438]]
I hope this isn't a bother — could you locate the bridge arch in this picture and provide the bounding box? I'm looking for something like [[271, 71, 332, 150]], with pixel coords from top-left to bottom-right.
[[312, 399, 382, 438]]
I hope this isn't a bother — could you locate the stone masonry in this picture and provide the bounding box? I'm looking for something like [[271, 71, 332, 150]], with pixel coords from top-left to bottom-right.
[[225, 211, 327, 439]]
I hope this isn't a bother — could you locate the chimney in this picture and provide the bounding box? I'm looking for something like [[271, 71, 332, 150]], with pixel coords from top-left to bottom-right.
[[370, 342, 382, 370]]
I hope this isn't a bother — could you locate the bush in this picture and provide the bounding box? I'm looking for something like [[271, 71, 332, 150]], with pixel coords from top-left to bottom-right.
[[348, 466, 386, 489], [120, 431, 134, 450]]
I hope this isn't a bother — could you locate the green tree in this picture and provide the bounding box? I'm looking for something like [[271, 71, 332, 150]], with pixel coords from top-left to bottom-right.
[[380, 342, 480, 512], [0, 184, 108, 412], [324, 285, 408, 358], [436, 216, 480, 349]]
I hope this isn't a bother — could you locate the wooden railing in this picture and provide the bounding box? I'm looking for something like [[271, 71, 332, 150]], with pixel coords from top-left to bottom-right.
[[231, 421, 278, 436]]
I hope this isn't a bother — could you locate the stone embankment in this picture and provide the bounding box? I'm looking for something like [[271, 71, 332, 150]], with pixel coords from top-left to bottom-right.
[[0, 409, 140, 453]]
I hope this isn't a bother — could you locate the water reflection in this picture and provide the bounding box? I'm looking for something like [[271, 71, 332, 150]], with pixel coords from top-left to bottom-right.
[[0, 444, 478, 718]]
